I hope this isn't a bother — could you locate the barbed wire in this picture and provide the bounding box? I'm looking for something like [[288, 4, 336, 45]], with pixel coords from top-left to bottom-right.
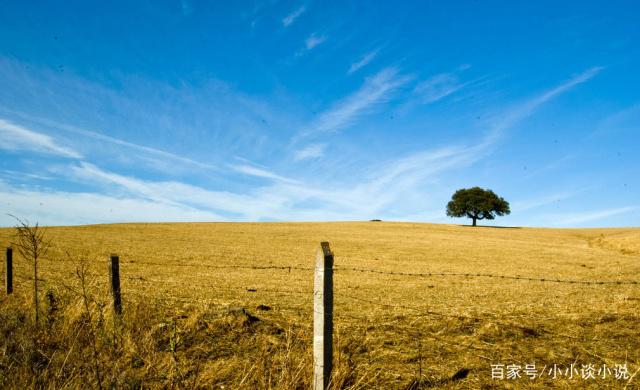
[[6, 251, 635, 364], [7, 268, 631, 347], [12, 268, 636, 322], [123, 275, 313, 295], [125, 262, 313, 272], [121, 285, 584, 343], [49, 257, 313, 271], [24, 256, 640, 285], [334, 266, 640, 285]]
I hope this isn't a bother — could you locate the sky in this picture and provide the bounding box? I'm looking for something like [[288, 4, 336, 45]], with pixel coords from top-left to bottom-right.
[[0, 1, 638, 227]]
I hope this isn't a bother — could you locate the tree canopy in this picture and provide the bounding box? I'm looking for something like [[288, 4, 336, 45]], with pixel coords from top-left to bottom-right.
[[446, 187, 510, 226]]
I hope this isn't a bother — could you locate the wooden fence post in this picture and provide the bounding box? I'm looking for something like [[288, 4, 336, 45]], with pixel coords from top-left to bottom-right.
[[314, 242, 334, 390], [109, 254, 122, 315], [5, 247, 12, 295]]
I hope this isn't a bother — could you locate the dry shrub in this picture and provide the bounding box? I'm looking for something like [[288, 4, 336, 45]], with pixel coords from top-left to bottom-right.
[[0, 289, 373, 389]]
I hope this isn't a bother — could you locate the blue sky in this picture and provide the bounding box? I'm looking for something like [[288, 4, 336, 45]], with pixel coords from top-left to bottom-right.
[[0, 1, 638, 227]]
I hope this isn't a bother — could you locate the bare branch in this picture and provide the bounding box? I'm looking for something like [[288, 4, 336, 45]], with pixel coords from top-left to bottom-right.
[[8, 214, 51, 324]]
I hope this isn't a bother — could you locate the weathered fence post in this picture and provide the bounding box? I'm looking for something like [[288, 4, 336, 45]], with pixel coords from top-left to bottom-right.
[[109, 254, 122, 315], [5, 247, 12, 295], [314, 242, 334, 390]]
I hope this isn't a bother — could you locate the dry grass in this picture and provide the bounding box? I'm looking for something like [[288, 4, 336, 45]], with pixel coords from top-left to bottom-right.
[[0, 221, 639, 389]]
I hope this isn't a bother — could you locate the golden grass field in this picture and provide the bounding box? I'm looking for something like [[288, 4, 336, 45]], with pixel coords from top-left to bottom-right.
[[0, 221, 639, 389]]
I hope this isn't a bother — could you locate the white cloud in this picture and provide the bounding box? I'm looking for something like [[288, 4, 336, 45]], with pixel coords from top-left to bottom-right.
[[511, 191, 578, 212], [345, 145, 480, 212], [282, 6, 306, 27], [287, 67, 603, 219], [305, 33, 326, 50], [546, 206, 638, 226], [413, 73, 465, 104], [0, 185, 224, 226], [181, 0, 193, 16], [520, 155, 576, 179], [230, 164, 298, 184], [6, 114, 219, 172], [0, 133, 554, 225], [485, 67, 603, 143], [0, 170, 53, 182], [0, 65, 607, 226], [348, 50, 379, 74], [367, 69, 604, 220], [0, 55, 297, 175], [69, 162, 289, 219], [0, 119, 81, 158], [298, 67, 411, 139], [591, 101, 640, 138], [293, 143, 326, 161], [58, 157, 464, 223]]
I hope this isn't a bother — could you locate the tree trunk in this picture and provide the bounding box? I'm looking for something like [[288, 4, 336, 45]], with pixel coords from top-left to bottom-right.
[[472, 217, 477, 227]]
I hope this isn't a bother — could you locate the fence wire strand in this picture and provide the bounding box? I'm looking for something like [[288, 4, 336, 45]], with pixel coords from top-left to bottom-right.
[[6, 253, 639, 343], [35, 257, 640, 285], [334, 266, 640, 285]]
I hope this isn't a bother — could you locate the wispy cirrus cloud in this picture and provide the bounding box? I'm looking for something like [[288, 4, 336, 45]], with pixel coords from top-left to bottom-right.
[[348, 49, 379, 74], [0, 55, 292, 174], [1, 114, 297, 195], [367, 70, 594, 213], [1, 113, 220, 173], [282, 5, 306, 27], [181, 0, 193, 16], [297, 67, 412, 139], [294, 66, 598, 172], [230, 164, 299, 184], [305, 33, 326, 50], [69, 162, 282, 217], [343, 145, 479, 213], [511, 190, 579, 212], [413, 72, 466, 104], [0, 170, 53, 182], [9, 145, 476, 224], [591, 101, 640, 138], [293, 143, 326, 161], [481, 67, 604, 147], [0, 184, 225, 226], [546, 206, 638, 226], [519, 155, 576, 180], [362, 67, 605, 218], [0, 59, 608, 226], [0, 119, 81, 158], [490, 67, 603, 136], [36, 116, 219, 171]]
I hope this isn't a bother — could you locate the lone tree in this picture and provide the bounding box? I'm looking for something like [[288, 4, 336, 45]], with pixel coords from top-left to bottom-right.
[[446, 187, 510, 227]]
